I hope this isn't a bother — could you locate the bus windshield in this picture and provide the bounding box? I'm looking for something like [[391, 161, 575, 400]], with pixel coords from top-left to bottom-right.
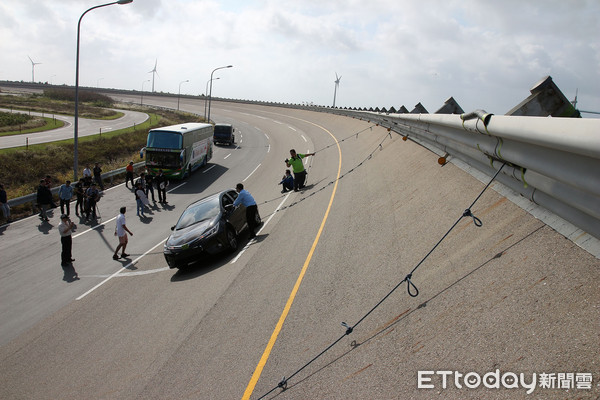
[[146, 151, 180, 168], [147, 131, 182, 149]]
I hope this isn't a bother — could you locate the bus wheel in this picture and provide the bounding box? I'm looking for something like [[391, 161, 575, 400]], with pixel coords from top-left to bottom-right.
[[188, 165, 192, 177]]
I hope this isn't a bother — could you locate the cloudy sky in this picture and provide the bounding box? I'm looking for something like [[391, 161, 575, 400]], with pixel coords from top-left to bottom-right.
[[1, 0, 599, 115]]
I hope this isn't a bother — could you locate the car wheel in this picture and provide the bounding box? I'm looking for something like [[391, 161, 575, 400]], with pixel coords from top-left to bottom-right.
[[226, 227, 238, 252]]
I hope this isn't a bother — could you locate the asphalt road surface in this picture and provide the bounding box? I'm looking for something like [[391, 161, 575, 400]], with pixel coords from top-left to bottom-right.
[[0, 107, 149, 149], [1, 95, 598, 400]]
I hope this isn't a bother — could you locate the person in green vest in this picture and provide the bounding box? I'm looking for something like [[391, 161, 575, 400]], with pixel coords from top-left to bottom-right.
[[285, 149, 315, 191]]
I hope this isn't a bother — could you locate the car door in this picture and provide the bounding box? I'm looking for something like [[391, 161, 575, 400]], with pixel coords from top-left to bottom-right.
[[222, 191, 246, 234]]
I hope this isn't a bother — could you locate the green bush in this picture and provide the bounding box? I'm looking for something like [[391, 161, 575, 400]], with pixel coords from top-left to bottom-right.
[[43, 88, 114, 106], [0, 111, 33, 127]]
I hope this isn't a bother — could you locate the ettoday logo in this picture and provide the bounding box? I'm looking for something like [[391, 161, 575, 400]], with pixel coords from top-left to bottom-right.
[[418, 370, 536, 394], [418, 370, 594, 394]]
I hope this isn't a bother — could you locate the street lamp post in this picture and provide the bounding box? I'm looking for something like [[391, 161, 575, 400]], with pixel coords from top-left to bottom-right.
[[207, 65, 232, 123], [177, 79, 189, 111], [73, 0, 133, 181], [141, 79, 149, 105], [204, 77, 219, 119]]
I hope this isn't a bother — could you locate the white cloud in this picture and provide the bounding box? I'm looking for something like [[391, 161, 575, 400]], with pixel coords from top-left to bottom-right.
[[1, 0, 598, 115]]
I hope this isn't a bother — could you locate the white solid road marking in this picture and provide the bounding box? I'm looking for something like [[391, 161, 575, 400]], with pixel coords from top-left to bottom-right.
[[76, 238, 167, 300], [79, 266, 170, 278], [230, 193, 290, 264], [168, 182, 187, 192], [73, 216, 117, 238], [243, 164, 261, 182]]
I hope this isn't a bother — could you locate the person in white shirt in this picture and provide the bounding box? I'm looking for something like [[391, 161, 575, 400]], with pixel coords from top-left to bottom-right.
[[58, 214, 76, 266], [113, 207, 133, 260], [82, 165, 92, 186]]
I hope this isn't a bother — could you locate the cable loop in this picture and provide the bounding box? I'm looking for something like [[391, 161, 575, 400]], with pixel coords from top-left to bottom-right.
[[405, 274, 419, 297], [463, 209, 482, 227]]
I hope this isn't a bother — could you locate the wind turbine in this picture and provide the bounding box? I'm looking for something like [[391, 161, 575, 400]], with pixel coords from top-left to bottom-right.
[[148, 59, 159, 92], [571, 88, 578, 108], [332, 72, 341, 108], [572, 88, 600, 115], [28, 55, 42, 83]]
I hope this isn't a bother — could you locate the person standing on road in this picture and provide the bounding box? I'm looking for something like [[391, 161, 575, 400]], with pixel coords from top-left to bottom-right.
[[93, 163, 104, 190], [145, 173, 156, 203], [155, 169, 169, 204], [233, 183, 259, 239], [113, 206, 133, 260], [285, 149, 315, 191], [84, 183, 100, 221], [58, 214, 76, 266], [37, 179, 53, 221], [135, 182, 149, 218], [0, 183, 10, 223], [74, 178, 85, 217], [125, 161, 135, 189], [82, 165, 92, 186], [58, 180, 74, 217]]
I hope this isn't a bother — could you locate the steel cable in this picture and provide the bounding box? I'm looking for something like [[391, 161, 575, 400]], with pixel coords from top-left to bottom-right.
[[256, 163, 506, 399]]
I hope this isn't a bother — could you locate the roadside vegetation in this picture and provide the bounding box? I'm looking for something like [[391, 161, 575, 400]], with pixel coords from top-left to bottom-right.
[[0, 90, 204, 221], [0, 111, 66, 136], [0, 88, 120, 119]]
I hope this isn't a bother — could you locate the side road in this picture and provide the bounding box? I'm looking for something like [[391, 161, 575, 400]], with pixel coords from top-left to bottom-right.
[[0, 108, 149, 149]]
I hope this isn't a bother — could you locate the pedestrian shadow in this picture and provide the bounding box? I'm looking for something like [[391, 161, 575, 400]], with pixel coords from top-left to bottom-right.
[[38, 220, 53, 234], [113, 257, 138, 270], [160, 203, 176, 211], [139, 216, 154, 224], [62, 263, 80, 282]]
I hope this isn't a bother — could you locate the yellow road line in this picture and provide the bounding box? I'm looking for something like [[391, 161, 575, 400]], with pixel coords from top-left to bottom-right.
[[242, 119, 342, 399]]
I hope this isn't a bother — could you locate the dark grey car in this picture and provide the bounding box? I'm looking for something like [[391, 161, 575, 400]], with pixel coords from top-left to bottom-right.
[[163, 189, 259, 269]]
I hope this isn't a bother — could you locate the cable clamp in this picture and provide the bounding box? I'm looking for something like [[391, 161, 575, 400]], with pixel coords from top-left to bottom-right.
[[463, 209, 482, 227], [278, 377, 288, 390], [405, 274, 419, 297], [341, 322, 353, 335]]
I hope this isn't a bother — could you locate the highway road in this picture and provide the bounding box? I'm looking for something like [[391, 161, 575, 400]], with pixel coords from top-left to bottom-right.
[[1, 94, 598, 399], [0, 107, 149, 149]]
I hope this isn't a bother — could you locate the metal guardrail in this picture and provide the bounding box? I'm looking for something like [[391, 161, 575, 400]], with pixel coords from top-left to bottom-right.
[[317, 107, 600, 241], [7, 161, 146, 208]]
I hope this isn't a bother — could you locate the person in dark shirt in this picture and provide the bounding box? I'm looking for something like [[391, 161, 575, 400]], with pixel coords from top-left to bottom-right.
[[0, 183, 10, 223], [93, 163, 104, 190], [37, 180, 53, 221]]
